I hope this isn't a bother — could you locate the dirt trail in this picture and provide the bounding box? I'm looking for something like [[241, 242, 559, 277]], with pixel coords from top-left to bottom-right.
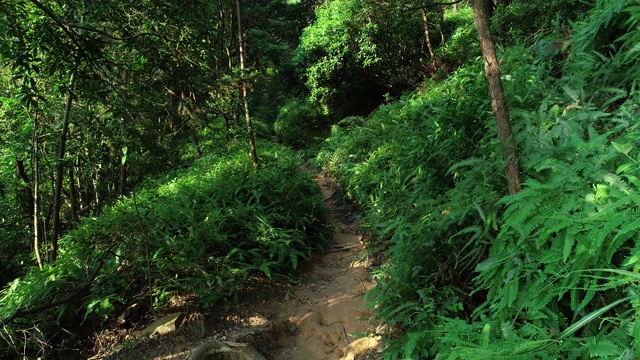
[[271, 173, 380, 359], [91, 173, 380, 360]]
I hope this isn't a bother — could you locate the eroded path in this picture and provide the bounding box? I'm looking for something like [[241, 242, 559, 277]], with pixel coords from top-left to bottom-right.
[[92, 172, 380, 360]]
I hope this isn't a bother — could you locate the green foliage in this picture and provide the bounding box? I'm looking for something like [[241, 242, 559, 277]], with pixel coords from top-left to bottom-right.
[[294, 0, 389, 115], [274, 99, 330, 148], [295, 0, 475, 116], [435, 7, 479, 71], [491, 0, 591, 46], [0, 0, 315, 293], [564, 0, 640, 96], [0, 141, 333, 357], [317, 1, 640, 358], [439, 2, 640, 358]]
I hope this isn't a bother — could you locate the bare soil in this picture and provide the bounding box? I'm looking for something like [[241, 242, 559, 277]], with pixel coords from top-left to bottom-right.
[[88, 172, 381, 360]]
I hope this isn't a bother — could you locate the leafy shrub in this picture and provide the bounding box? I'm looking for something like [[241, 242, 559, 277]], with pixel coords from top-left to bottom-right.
[[274, 99, 330, 148], [0, 140, 334, 358]]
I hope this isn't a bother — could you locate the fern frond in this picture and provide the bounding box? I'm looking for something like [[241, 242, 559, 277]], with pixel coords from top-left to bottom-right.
[[404, 331, 429, 359], [585, 337, 622, 358]]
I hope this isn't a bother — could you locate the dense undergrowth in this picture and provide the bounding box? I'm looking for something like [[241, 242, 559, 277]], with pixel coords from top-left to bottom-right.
[[317, 0, 640, 358], [0, 140, 333, 358]]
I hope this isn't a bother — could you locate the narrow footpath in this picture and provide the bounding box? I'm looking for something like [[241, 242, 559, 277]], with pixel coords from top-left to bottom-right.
[[271, 173, 381, 359]]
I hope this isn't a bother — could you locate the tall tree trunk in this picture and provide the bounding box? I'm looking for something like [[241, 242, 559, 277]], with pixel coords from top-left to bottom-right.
[[50, 59, 79, 262], [420, 8, 438, 70], [235, 0, 258, 167], [69, 166, 78, 224], [31, 110, 44, 269], [439, 6, 445, 44], [119, 161, 126, 196], [119, 121, 127, 197], [471, 0, 522, 194], [76, 158, 86, 215], [16, 160, 34, 218]]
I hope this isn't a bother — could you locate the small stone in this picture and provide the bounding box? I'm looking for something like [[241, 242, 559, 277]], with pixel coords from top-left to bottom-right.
[[286, 323, 299, 335]]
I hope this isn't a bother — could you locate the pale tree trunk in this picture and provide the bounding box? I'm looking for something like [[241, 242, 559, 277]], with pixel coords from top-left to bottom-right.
[[420, 8, 438, 70], [119, 120, 127, 196], [32, 110, 44, 269], [439, 6, 445, 44], [235, 0, 258, 167], [471, 0, 522, 194], [51, 59, 79, 262]]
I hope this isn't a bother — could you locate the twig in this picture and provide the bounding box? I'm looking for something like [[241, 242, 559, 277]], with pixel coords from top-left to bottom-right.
[[288, 292, 312, 306], [327, 244, 361, 252], [325, 256, 343, 268], [356, 277, 366, 293], [342, 326, 350, 346]]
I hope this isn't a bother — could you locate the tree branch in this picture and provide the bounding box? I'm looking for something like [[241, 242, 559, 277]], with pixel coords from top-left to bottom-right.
[[67, 23, 166, 42], [27, 0, 170, 58], [26, 0, 87, 58]]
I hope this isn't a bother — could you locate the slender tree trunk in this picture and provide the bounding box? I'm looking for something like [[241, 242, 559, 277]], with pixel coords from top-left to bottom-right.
[[32, 110, 44, 269], [16, 160, 34, 217], [439, 6, 445, 44], [69, 166, 78, 224], [51, 60, 79, 262], [193, 130, 203, 158], [420, 8, 438, 70], [119, 120, 127, 197], [119, 161, 126, 196], [471, 0, 522, 194], [235, 0, 258, 167], [75, 158, 85, 217]]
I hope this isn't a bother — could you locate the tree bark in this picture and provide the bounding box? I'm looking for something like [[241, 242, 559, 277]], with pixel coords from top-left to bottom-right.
[[16, 160, 34, 218], [420, 8, 438, 70], [471, 0, 522, 194], [51, 59, 79, 262], [235, 0, 258, 167], [193, 130, 203, 158]]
